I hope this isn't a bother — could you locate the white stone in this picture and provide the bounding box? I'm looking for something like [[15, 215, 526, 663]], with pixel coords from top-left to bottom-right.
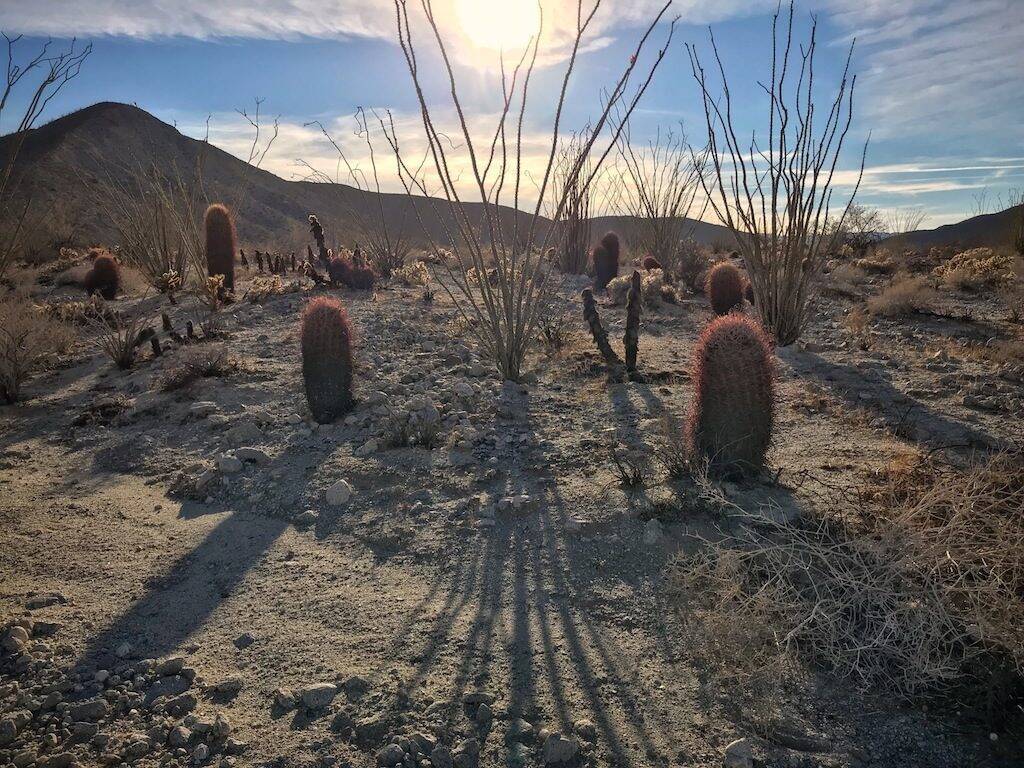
[[326, 479, 354, 506], [217, 455, 244, 474]]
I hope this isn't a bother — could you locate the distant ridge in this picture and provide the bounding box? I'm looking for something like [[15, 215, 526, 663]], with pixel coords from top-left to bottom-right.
[[0, 101, 733, 254], [881, 205, 1024, 251]]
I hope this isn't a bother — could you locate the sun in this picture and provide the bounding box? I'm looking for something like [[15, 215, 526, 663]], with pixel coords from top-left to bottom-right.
[[454, 0, 541, 52]]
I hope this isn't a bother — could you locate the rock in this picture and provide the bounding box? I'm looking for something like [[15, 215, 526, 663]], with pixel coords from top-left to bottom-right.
[[125, 739, 151, 758], [430, 744, 454, 768], [355, 438, 379, 457], [462, 692, 495, 706], [144, 675, 190, 707], [0, 716, 20, 746], [300, 683, 337, 710], [234, 632, 255, 649], [326, 479, 354, 506], [169, 725, 192, 747], [543, 732, 578, 764], [156, 656, 186, 676], [41, 753, 76, 768], [26, 592, 68, 611], [453, 381, 474, 399], [642, 518, 663, 546], [70, 699, 108, 721], [12, 750, 35, 768], [115, 641, 132, 658], [507, 742, 530, 768], [377, 743, 406, 766], [225, 737, 248, 755], [330, 710, 354, 737], [273, 688, 297, 711], [410, 732, 437, 755], [573, 720, 596, 742], [2, 625, 29, 652], [225, 420, 262, 446], [453, 738, 480, 768], [191, 742, 211, 764], [217, 454, 244, 474], [235, 447, 270, 464], [723, 738, 753, 768], [507, 719, 534, 743], [164, 692, 198, 717], [190, 402, 218, 419], [213, 676, 244, 696], [294, 510, 318, 527], [355, 715, 389, 747], [341, 675, 370, 696], [475, 703, 493, 726]]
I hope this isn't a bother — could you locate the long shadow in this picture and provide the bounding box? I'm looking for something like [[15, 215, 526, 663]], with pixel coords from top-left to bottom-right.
[[792, 350, 1000, 450], [66, 509, 287, 681]]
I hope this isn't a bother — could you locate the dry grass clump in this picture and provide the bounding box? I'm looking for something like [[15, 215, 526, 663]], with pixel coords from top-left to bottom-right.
[[392, 260, 429, 287], [824, 262, 867, 298], [88, 308, 155, 370], [0, 293, 74, 403], [998, 257, 1024, 322], [855, 252, 897, 275], [667, 450, 1024, 704], [842, 304, 872, 349], [244, 275, 300, 303], [866, 275, 936, 316], [933, 248, 1017, 291], [158, 345, 234, 391]]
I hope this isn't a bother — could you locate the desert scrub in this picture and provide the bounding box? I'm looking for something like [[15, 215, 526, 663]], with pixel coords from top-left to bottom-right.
[[866, 275, 936, 317], [245, 275, 299, 303], [392, 260, 429, 287], [301, 296, 354, 423], [158, 345, 234, 391], [686, 314, 774, 477], [669, 450, 1024, 705], [43, 297, 121, 327], [933, 248, 1016, 291], [89, 307, 155, 370], [0, 293, 74, 403]]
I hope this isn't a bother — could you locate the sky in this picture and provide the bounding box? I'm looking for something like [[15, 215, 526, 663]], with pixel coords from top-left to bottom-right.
[[2, 0, 1023, 227]]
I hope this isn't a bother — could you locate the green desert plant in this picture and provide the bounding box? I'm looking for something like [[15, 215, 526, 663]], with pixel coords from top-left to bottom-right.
[[687, 314, 775, 476], [204, 203, 236, 295], [84, 252, 120, 300], [705, 261, 744, 316], [301, 296, 354, 423]]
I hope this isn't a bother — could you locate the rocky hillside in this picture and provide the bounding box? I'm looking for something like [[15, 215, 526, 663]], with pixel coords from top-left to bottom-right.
[[0, 101, 733, 254]]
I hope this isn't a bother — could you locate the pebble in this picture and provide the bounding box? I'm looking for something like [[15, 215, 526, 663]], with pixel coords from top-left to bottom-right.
[[217, 454, 244, 474], [326, 479, 354, 506], [300, 682, 337, 709], [543, 732, 578, 764]]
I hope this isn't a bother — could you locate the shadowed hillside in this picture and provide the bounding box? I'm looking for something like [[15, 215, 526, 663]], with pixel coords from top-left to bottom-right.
[[0, 101, 733, 254], [882, 205, 1024, 250]]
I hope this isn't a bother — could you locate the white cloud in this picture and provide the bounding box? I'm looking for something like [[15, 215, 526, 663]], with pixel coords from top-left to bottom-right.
[[825, 0, 1024, 139]]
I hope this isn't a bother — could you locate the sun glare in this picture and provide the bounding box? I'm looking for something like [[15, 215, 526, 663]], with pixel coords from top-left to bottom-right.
[[455, 0, 541, 53]]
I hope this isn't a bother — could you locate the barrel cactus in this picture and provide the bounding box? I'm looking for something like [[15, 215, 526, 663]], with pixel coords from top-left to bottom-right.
[[84, 252, 120, 300], [205, 204, 236, 294], [301, 297, 354, 423], [592, 244, 618, 291], [705, 261, 744, 315], [686, 314, 774, 477]]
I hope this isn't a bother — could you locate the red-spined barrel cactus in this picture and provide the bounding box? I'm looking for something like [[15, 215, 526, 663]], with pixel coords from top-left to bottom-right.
[[204, 204, 236, 294], [706, 261, 744, 315], [687, 314, 774, 477], [84, 251, 120, 300], [744, 277, 754, 305], [345, 263, 377, 290], [642, 255, 662, 271], [301, 296, 354, 423], [592, 245, 618, 291], [327, 254, 350, 285]]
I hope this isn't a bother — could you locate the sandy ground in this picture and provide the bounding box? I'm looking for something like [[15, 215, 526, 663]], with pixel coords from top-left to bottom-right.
[[1, 262, 1022, 768]]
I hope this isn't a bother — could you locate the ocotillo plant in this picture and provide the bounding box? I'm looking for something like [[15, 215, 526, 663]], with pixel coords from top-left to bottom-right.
[[624, 270, 641, 371], [706, 261, 744, 315], [301, 296, 354, 423], [686, 313, 774, 476], [204, 204, 236, 294]]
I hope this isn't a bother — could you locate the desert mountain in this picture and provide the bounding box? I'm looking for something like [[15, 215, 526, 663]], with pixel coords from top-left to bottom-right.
[[1, 101, 735, 255], [883, 205, 1024, 251]]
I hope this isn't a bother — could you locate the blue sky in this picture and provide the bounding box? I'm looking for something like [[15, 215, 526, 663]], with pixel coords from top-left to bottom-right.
[[3, 0, 1023, 226]]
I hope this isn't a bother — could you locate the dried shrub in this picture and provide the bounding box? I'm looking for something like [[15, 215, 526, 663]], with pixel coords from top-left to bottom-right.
[[43, 297, 120, 327], [842, 304, 872, 349], [856, 253, 897, 275], [158, 345, 233, 391], [668, 450, 1024, 704], [866, 275, 936, 317], [245, 275, 299, 303], [0, 293, 74, 403], [824, 262, 867, 298], [89, 307, 155, 370], [392, 260, 429, 287], [933, 248, 1016, 291], [676, 238, 710, 293]]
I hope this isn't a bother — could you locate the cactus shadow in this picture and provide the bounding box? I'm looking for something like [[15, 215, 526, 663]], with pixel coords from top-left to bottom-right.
[[66, 509, 287, 681]]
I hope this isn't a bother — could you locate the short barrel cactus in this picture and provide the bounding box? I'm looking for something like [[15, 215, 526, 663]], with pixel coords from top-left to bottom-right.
[[301, 296, 354, 423], [84, 252, 120, 300], [205, 203, 236, 294], [592, 244, 618, 291], [687, 314, 774, 477], [706, 261, 744, 315]]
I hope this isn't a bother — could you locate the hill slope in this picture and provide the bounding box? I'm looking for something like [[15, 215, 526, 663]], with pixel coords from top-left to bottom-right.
[[883, 205, 1023, 251], [0, 101, 733, 255]]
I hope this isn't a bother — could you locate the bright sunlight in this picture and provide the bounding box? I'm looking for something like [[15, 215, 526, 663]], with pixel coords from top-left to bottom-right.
[[454, 0, 541, 52]]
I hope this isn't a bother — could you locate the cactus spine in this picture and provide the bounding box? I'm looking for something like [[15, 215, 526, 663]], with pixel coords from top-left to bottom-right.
[[706, 261, 744, 315], [301, 296, 355, 423], [686, 314, 774, 476], [624, 270, 641, 372], [204, 204, 236, 294]]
